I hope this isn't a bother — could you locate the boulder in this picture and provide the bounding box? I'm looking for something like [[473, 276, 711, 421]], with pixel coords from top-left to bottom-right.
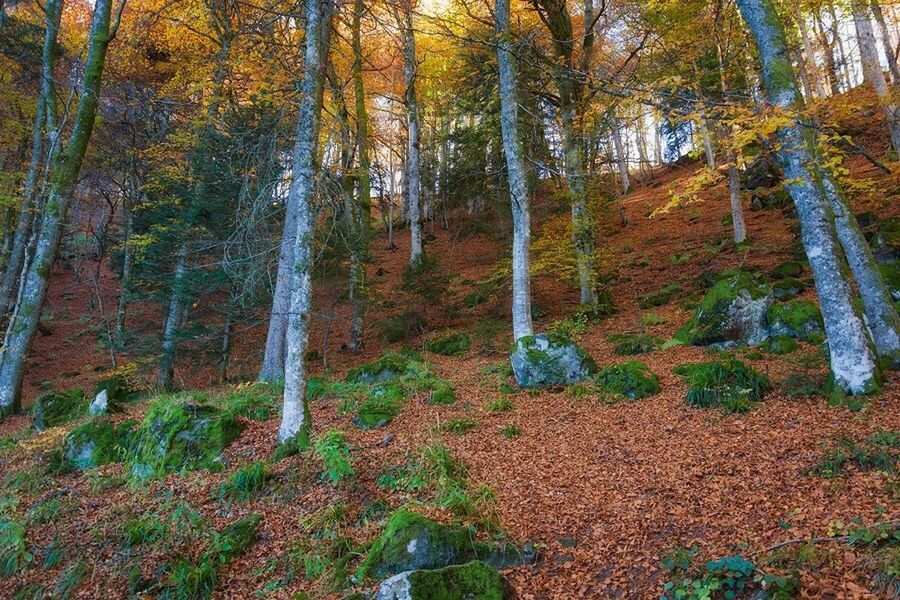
[[772, 278, 806, 300], [128, 399, 243, 478], [357, 509, 536, 580], [766, 300, 824, 341], [509, 334, 597, 387], [32, 390, 89, 431], [675, 272, 773, 347], [869, 216, 899, 264], [347, 352, 422, 384], [64, 418, 134, 470], [375, 562, 505, 600], [741, 154, 781, 191], [771, 261, 803, 279], [88, 389, 109, 416]]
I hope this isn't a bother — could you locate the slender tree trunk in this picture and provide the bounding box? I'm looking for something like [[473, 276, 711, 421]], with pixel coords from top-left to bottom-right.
[[815, 12, 842, 95], [218, 300, 233, 383], [736, 0, 880, 394], [114, 184, 133, 345], [796, 4, 828, 98], [611, 116, 631, 193], [829, 3, 854, 88], [279, 0, 328, 446], [868, 0, 900, 83], [0, 0, 62, 318], [697, 112, 716, 169], [715, 40, 747, 244], [0, 0, 118, 416], [495, 0, 533, 342], [348, 0, 369, 350], [156, 244, 186, 390], [852, 0, 900, 155], [400, 1, 422, 264]]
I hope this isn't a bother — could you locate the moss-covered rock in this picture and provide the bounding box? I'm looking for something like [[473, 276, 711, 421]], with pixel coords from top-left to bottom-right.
[[127, 397, 243, 478], [771, 261, 803, 279], [347, 352, 423, 384], [375, 561, 505, 600], [595, 361, 660, 400], [425, 333, 471, 357], [878, 261, 899, 301], [354, 384, 406, 430], [32, 389, 89, 431], [675, 272, 772, 347], [869, 215, 899, 263], [509, 333, 597, 387], [763, 335, 797, 355], [674, 359, 771, 412], [607, 332, 661, 356], [772, 277, 806, 300], [766, 300, 823, 341], [357, 509, 534, 580], [63, 418, 134, 470], [639, 284, 683, 309]]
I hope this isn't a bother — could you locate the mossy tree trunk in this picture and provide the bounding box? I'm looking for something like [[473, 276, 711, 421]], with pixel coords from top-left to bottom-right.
[[0, 0, 120, 416], [279, 0, 329, 445], [399, 0, 422, 264], [735, 0, 880, 394], [495, 0, 533, 342]]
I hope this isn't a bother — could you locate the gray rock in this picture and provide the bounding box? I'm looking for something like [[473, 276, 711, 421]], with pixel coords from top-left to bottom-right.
[[88, 389, 109, 416], [675, 272, 773, 347], [509, 334, 597, 387], [375, 562, 505, 600]]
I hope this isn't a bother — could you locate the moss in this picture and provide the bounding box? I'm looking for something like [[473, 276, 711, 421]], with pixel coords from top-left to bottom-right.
[[213, 514, 262, 562], [878, 261, 899, 300], [674, 359, 771, 412], [63, 418, 132, 470], [401, 561, 505, 600], [220, 382, 281, 421], [639, 284, 683, 309], [354, 383, 405, 430], [674, 271, 770, 346], [346, 351, 422, 384], [607, 332, 662, 356], [771, 261, 803, 279], [127, 396, 243, 478], [428, 381, 456, 405], [426, 333, 471, 357], [511, 334, 597, 387], [763, 335, 797, 355], [767, 300, 823, 340], [781, 373, 826, 398], [595, 361, 661, 400], [32, 389, 89, 431]]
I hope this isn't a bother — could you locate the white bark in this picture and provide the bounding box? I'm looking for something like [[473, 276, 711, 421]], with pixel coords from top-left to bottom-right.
[[611, 116, 631, 193], [852, 0, 900, 155], [400, 1, 422, 264], [495, 0, 533, 341]]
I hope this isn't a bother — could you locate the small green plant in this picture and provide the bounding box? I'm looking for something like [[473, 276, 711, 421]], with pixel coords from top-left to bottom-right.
[[425, 332, 471, 356], [42, 540, 65, 569], [438, 418, 477, 435], [124, 515, 169, 547], [811, 431, 898, 478], [780, 373, 825, 398], [218, 461, 271, 502], [674, 359, 771, 413], [53, 561, 87, 599], [220, 382, 281, 421], [428, 381, 456, 405], [25, 499, 63, 526], [486, 397, 513, 413], [313, 431, 354, 485], [641, 311, 667, 326], [596, 361, 661, 400], [607, 332, 662, 355], [501, 425, 520, 439], [290, 505, 354, 590], [0, 518, 31, 577], [639, 284, 683, 309], [354, 385, 404, 430]]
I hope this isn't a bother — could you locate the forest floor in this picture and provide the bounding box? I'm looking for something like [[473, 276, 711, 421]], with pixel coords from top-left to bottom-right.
[[0, 92, 899, 600]]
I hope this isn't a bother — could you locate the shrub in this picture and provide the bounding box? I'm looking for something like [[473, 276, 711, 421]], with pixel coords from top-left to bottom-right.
[[217, 461, 271, 502], [313, 431, 354, 484], [425, 333, 471, 357], [608, 332, 662, 355], [639, 284, 682, 309], [595, 361, 661, 400], [674, 359, 771, 412]]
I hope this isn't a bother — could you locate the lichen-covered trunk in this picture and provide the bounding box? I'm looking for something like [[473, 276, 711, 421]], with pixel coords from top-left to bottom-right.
[[868, 0, 900, 83], [697, 112, 716, 170], [795, 4, 828, 98], [727, 161, 746, 244], [611, 116, 631, 193], [852, 0, 900, 154], [0, 0, 115, 415], [736, 0, 879, 394], [818, 172, 900, 364], [495, 0, 533, 342], [0, 0, 62, 319], [280, 0, 327, 446], [156, 244, 187, 390], [561, 104, 597, 306], [114, 188, 133, 345], [401, 2, 422, 264]]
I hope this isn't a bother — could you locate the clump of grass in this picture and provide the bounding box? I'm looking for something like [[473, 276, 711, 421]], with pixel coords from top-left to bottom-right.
[[641, 312, 667, 326], [673, 359, 770, 413], [53, 561, 87, 599], [437, 418, 477, 435], [425, 332, 471, 357], [124, 515, 168, 547], [25, 498, 63, 526], [811, 431, 898, 478], [486, 397, 513, 413], [217, 461, 271, 502], [781, 373, 826, 398], [639, 284, 683, 309], [0, 518, 30, 577], [596, 361, 661, 400], [501, 425, 521, 439], [607, 332, 662, 356], [220, 382, 281, 421], [313, 431, 354, 485], [289, 505, 354, 590]]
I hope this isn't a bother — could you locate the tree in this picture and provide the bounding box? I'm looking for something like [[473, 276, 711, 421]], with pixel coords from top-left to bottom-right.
[[0, 0, 124, 416], [495, 0, 533, 342], [398, 0, 422, 264], [735, 0, 880, 394]]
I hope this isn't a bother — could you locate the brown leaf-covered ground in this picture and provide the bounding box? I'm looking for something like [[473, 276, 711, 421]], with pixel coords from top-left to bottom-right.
[[0, 97, 898, 599]]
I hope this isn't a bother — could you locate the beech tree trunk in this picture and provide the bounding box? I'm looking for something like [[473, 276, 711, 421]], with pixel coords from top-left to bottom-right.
[[0, 0, 118, 416], [611, 116, 631, 193], [868, 0, 900, 83], [496, 0, 533, 342], [698, 112, 716, 169], [795, 4, 828, 98], [736, 0, 880, 395], [279, 0, 328, 446], [852, 0, 900, 155], [400, 1, 422, 264]]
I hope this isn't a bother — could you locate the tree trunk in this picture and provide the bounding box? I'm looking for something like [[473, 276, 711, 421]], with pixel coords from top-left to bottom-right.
[[868, 0, 900, 83], [496, 0, 533, 342], [279, 0, 328, 446], [156, 244, 186, 390], [697, 112, 716, 169], [611, 116, 631, 193], [0, 0, 117, 416], [795, 4, 828, 98], [815, 12, 842, 95], [218, 300, 233, 384], [736, 0, 880, 395], [348, 0, 369, 350], [852, 0, 900, 155], [400, 1, 422, 264], [114, 183, 133, 345], [0, 0, 62, 319]]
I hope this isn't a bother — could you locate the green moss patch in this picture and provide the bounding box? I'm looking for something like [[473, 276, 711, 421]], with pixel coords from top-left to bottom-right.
[[639, 284, 683, 309], [674, 359, 771, 413], [426, 333, 471, 357], [607, 332, 662, 355], [771, 260, 803, 279], [772, 277, 806, 300], [63, 418, 134, 471], [674, 271, 771, 347], [763, 335, 797, 355], [767, 300, 823, 341], [354, 384, 405, 430], [595, 361, 661, 400], [346, 351, 423, 384], [32, 389, 89, 431], [383, 561, 505, 600]]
